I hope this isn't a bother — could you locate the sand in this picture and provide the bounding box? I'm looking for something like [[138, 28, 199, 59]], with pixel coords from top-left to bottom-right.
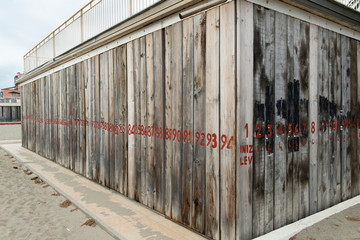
[[0, 148, 116, 240], [290, 204, 360, 240]]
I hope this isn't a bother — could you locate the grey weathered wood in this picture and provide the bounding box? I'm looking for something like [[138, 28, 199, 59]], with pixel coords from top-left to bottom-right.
[[181, 16, 194, 226], [341, 35, 351, 201], [299, 21, 310, 219], [264, 8, 275, 232], [94, 55, 101, 182], [220, 2, 236, 239], [274, 12, 288, 229], [146, 33, 155, 209], [140, 36, 147, 205], [253, 6, 266, 237], [153, 29, 165, 213], [164, 25, 173, 217], [109, 49, 115, 189], [350, 39, 359, 197], [236, 1, 254, 239], [309, 24, 319, 215], [171, 22, 183, 223], [205, 6, 219, 239], [193, 13, 205, 232], [85, 58, 92, 179], [127, 41, 136, 199]]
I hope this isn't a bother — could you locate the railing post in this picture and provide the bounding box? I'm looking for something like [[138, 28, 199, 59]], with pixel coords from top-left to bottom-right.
[[130, 0, 133, 15], [81, 9, 84, 42]]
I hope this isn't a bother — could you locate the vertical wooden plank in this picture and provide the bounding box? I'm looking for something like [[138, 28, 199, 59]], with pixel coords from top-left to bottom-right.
[[181, 16, 194, 226], [99, 51, 109, 186], [146, 33, 155, 209], [350, 39, 359, 197], [67, 67, 74, 169], [153, 29, 165, 213], [298, 21, 310, 219], [341, 35, 351, 201], [171, 22, 183, 223], [236, 1, 253, 239], [318, 28, 330, 211], [54, 72, 59, 163], [119, 45, 128, 196], [85, 59, 92, 179], [164, 25, 173, 217], [94, 55, 101, 182], [334, 33, 342, 204], [114, 47, 120, 192], [127, 41, 136, 199], [274, 11, 287, 228], [205, 7, 219, 239], [309, 24, 319, 214], [286, 15, 294, 224], [220, 2, 236, 239], [264, 8, 275, 232], [253, 6, 266, 237], [133, 39, 141, 201], [81, 61, 86, 176], [36, 80, 40, 155], [328, 31, 338, 206], [140, 36, 147, 205], [193, 13, 205, 232], [109, 49, 115, 189]]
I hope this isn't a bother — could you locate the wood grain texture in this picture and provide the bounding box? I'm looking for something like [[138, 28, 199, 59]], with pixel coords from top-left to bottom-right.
[[236, 1, 253, 239], [193, 13, 205, 232], [205, 7, 219, 239], [220, 2, 236, 239]]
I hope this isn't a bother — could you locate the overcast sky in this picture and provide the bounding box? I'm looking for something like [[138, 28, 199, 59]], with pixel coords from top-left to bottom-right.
[[0, 0, 90, 90]]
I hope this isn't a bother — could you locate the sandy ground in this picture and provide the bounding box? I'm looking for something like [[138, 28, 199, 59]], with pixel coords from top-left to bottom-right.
[[0, 148, 116, 240], [290, 204, 360, 240], [0, 124, 21, 141]]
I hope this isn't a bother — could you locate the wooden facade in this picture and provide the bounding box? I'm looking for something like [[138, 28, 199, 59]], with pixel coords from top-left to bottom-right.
[[20, 1, 360, 239], [0, 105, 21, 122]]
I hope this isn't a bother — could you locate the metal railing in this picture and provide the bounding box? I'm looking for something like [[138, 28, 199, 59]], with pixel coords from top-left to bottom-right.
[[23, 0, 160, 73], [337, 0, 360, 11]]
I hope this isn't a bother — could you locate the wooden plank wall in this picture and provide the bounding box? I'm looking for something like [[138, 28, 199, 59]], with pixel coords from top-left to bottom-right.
[[20, 1, 360, 239], [0, 106, 21, 122]]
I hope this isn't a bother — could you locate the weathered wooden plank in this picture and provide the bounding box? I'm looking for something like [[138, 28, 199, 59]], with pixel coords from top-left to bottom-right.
[[36, 80, 40, 155], [140, 36, 147, 205], [67, 67, 73, 169], [153, 29, 165, 213], [205, 6, 219, 239], [253, 6, 266, 237], [133, 38, 141, 201], [298, 21, 310, 219], [341, 35, 351, 201], [99, 51, 109, 186], [193, 13, 205, 232], [334, 33, 342, 205], [54, 72, 59, 163], [274, 11, 288, 228], [85, 58, 92, 179], [264, 8, 275, 233], [81, 61, 87, 176], [171, 21, 183, 223], [164, 25, 173, 217], [286, 16, 294, 224], [318, 28, 330, 211], [236, 1, 254, 239], [181, 16, 194, 226], [94, 55, 101, 182], [109, 49, 115, 189], [114, 47, 121, 192], [220, 2, 236, 239], [350, 39, 359, 197], [127, 41, 136, 199], [309, 24, 318, 215], [119, 45, 128, 196], [145, 33, 155, 209], [328, 30, 338, 206]]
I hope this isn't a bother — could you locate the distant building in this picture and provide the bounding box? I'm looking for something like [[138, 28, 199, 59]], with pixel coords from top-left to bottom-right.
[[0, 72, 22, 101]]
